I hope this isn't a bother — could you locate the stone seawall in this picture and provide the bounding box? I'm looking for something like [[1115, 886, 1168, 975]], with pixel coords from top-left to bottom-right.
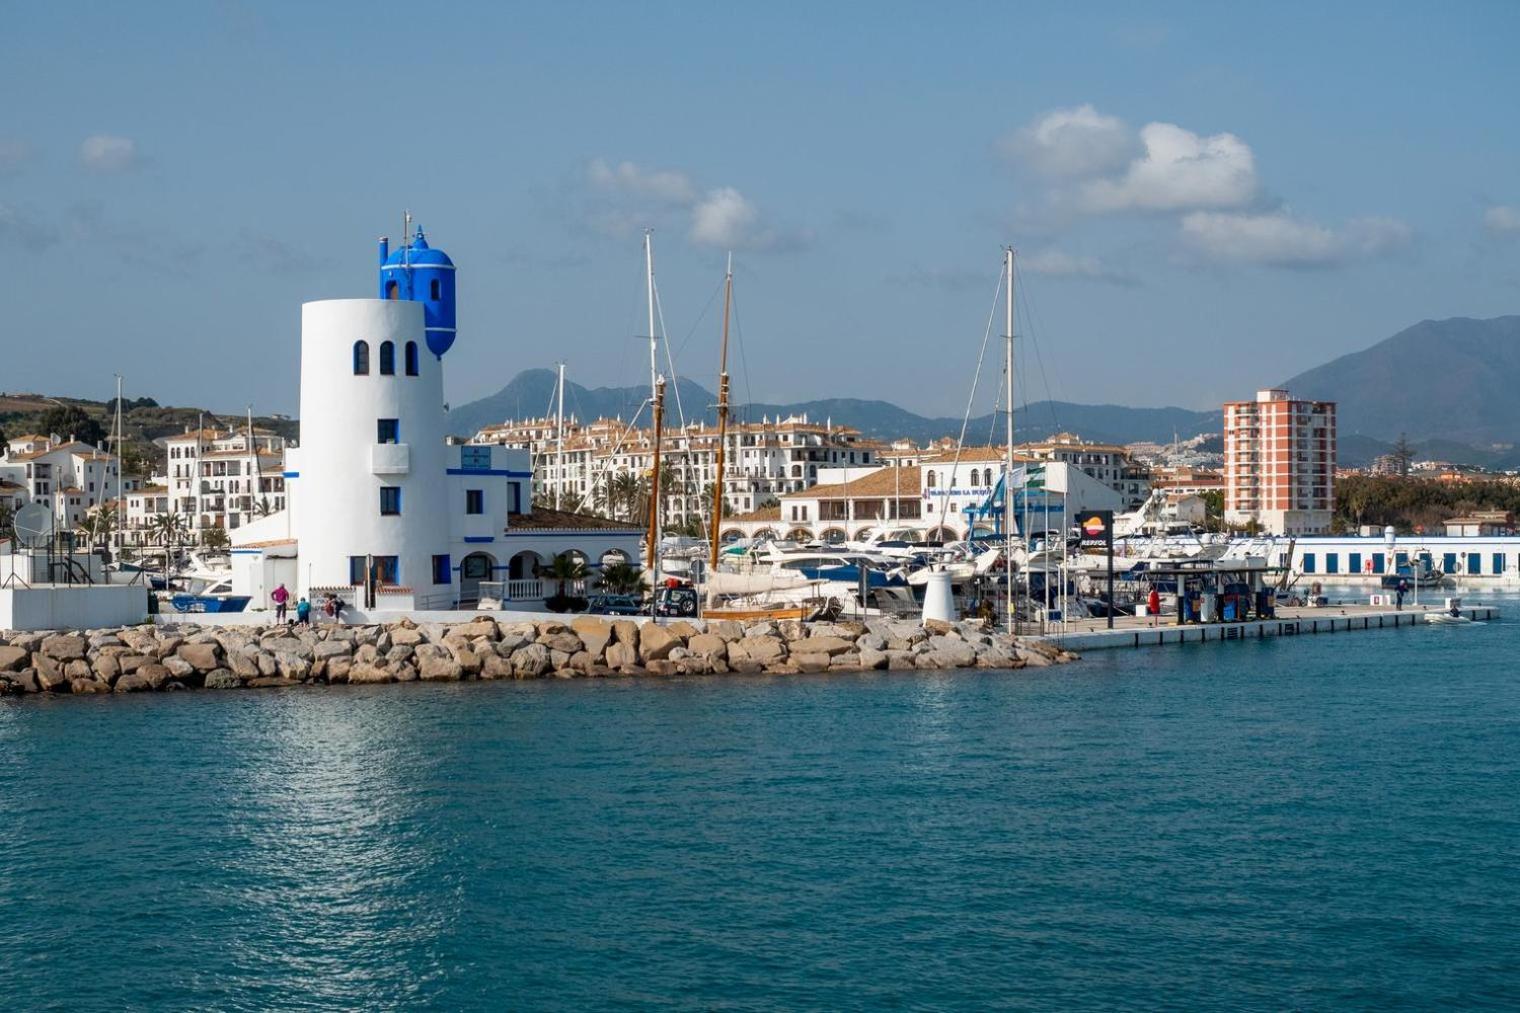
[[0, 616, 1076, 696]]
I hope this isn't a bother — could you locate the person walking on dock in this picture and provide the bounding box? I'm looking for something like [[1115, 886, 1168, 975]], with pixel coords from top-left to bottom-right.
[[271, 583, 290, 622], [1396, 578, 1408, 610]]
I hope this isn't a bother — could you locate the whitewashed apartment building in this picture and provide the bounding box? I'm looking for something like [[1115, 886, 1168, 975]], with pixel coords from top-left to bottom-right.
[[120, 426, 289, 547], [0, 434, 125, 537], [472, 413, 884, 524]]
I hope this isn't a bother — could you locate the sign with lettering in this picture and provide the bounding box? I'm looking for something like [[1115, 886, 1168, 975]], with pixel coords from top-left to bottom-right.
[[1078, 510, 1113, 549]]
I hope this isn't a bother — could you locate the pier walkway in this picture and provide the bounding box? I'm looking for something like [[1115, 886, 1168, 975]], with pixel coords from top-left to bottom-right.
[[1033, 601, 1500, 652]]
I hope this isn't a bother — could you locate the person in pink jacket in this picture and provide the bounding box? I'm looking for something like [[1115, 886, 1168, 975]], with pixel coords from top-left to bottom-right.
[[271, 583, 290, 623]]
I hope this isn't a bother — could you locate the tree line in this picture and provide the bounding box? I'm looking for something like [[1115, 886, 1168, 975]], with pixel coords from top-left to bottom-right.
[[1335, 474, 1520, 533]]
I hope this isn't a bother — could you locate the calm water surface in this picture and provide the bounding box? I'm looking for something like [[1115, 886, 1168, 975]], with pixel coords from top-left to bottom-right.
[[3, 606, 1519, 1010]]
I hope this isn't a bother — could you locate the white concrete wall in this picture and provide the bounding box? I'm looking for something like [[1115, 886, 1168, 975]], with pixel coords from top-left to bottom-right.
[[294, 299, 451, 596], [1, 585, 149, 631]]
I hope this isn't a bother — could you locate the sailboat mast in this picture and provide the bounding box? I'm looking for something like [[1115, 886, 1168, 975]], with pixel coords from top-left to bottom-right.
[[645, 230, 657, 399], [1004, 247, 1016, 625], [555, 362, 565, 511], [646, 375, 666, 572], [709, 253, 733, 569], [114, 374, 123, 552]]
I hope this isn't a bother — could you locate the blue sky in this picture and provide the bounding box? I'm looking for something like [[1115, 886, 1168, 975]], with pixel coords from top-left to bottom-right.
[[4, 1, 1519, 420]]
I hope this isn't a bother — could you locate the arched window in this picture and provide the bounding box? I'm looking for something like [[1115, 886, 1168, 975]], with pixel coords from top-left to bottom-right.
[[353, 340, 370, 375], [926, 470, 936, 488], [385, 280, 399, 300], [379, 341, 395, 375], [430, 279, 441, 300], [404, 341, 419, 376], [969, 469, 980, 486]]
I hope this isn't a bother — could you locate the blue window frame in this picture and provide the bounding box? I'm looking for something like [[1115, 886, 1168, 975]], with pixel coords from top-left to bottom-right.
[[1494, 553, 1505, 575], [1348, 552, 1362, 574], [353, 340, 370, 375], [1468, 552, 1482, 575], [405, 341, 419, 376], [1444, 552, 1458, 575], [1325, 553, 1339, 574], [1395, 552, 1409, 569], [510, 482, 521, 514], [377, 418, 399, 444], [1302, 553, 1316, 574], [432, 554, 451, 585], [466, 489, 484, 515], [460, 445, 491, 471], [380, 486, 401, 515], [379, 341, 395, 375], [1372, 552, 1385, 573], [348, 555, 365, 585]]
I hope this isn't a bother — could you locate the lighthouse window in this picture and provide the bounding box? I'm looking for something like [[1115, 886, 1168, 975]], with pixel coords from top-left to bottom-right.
[[466, 489, 484, 515], [430, 279, 440, 300], [380, 486, 401, 515], [377, 419, 399, 444], [404, 341, 419, 376], [379, 341, 396, 375], [353, 341, 370, 375], [432, 554, 452, 585]]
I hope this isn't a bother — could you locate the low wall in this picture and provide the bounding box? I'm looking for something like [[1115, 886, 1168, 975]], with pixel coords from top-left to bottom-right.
[[0, 615, 1076, 697], [0, 586, 149, 633]]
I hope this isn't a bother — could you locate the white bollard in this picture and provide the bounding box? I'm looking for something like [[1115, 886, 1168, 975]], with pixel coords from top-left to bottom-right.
[[921, 567, 955, 625]]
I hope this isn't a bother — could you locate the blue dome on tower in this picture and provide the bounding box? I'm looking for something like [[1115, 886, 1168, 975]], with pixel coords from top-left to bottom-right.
[[378, 225, 457, 358]]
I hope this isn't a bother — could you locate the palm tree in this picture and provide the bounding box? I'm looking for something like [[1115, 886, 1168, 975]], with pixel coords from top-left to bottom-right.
[[545, 552, 589, 597], [85, 503, 118, 551], [597, 560, 644, 595], [609, 472, 642, 522], [201, 526, 230, 551]]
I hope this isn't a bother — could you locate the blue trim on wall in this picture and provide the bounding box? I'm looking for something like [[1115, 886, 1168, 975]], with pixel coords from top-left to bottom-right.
[[445, 468, 532, 478], [463, 536, 495, 543], [282, 471, 299, 478], [231, 548, 263, 555]]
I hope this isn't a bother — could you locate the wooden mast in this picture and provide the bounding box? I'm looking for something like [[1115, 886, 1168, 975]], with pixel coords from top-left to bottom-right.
[[708, 253, 734, 569]]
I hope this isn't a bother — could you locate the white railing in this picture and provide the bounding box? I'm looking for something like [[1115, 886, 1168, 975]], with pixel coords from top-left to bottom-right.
[[495, 578, 589, 601]]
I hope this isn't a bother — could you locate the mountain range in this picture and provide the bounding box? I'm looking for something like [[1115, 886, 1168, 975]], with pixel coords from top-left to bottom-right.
[[447, 315, 1520, 466]]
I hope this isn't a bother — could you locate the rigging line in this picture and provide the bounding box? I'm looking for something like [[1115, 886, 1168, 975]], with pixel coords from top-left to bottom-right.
[[652, 282, 687, 429], [935, 265, 1005, 523], [1014, 263, 1062, 435], [673, 274, 724, 369], [730, 286, 754, 426]]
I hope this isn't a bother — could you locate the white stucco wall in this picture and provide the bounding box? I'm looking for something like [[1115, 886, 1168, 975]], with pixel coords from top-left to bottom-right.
[[293, 299, 452, 595]]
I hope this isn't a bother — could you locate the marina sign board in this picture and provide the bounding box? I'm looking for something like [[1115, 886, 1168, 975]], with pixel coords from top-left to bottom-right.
[[1078, 510, 1113, 550]]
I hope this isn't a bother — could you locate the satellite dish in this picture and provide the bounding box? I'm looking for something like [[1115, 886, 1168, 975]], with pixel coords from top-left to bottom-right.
[[13, 503, 54, 548]]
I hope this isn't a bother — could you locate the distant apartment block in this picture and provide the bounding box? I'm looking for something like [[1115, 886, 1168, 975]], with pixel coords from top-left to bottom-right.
[[1223, 388, 1336, 535]]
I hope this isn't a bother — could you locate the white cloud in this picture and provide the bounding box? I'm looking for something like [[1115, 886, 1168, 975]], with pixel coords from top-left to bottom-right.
[[584, 158, 808, 252], [1485, 205, 1520, 235], [587, 158, 697, 205], [1021, 250, 1135, 285], [79, 134, 138, 172], [1180, 211, 1410, 267], [1078, 122, 1258, 213], [1002, 104, 1137, 178], [690, 188, 757, 248]]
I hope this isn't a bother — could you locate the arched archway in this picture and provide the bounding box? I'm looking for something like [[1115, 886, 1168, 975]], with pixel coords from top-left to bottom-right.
[[720, 528, 744, 543], [752, 527, 778, 541], [509, 549, 545, 581], [926, 525, 957, 542], [600, 547, 631, 568], [786, 527, 813, 542], [459, 551, 497, 605], [820, 527, 848, 544]]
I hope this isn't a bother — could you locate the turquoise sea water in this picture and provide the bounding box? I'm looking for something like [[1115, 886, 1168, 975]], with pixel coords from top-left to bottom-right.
[[3, 608, 1520, 1010]]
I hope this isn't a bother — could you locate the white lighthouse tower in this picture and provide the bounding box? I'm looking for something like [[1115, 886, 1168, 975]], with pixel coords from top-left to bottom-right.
[[230, 224, 641, 614]]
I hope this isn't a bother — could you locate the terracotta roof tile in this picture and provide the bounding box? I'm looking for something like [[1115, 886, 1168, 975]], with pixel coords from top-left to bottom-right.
[[507, 507, 642, 532]]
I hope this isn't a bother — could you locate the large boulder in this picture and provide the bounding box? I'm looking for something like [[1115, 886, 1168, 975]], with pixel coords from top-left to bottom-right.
[[163, 655, 196, 679], [203, 669, 244, 690], [415, 644, 463, 681], [41, 634, 87, 661], [729, 635, 786, 668], [274, 653, 311, 681], [570, 616, 614, 658], [388, 627, 425, 647], [0, 646, 31, 672], [537, 631, 583, 656], [606, 641, 640, 670], [91, 653, 121, 684], [511, 643, 551, 679], [611, 619, 640, 646], [480, 654, 515, 680], [139, 663, 172, 690], [687, 633, 728, 663], [709, 620, 746, 642], [796, 635, 855, 657], [857, 647, 888, 670], [227, 650, 263, 679], [177, 642, 221, 672], [70, 677, 110, 694], [313, 640, 352, 661], [348, 663, 394, 684], [639, 624, 683, 661], [33, 655, 67, 692], [114, 673, 152, 693]]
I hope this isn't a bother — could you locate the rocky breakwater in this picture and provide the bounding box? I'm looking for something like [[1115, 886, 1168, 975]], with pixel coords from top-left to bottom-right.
[[0, 617, 1077, 696]]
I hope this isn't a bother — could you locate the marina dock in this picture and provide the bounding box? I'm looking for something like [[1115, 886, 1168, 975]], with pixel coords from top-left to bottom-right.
[[1034, 601, 1501, 652]]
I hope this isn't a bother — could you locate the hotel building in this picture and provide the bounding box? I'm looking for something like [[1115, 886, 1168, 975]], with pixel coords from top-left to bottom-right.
[[1223, 388, 1336, 535]]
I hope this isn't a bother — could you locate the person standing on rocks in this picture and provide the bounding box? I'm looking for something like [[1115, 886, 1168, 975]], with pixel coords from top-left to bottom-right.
[[272, 583, 290, 623], [296, 596, 312, 626]]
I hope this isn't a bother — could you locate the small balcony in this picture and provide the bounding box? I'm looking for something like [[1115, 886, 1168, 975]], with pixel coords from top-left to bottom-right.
[[371, 443, 411, 476]]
